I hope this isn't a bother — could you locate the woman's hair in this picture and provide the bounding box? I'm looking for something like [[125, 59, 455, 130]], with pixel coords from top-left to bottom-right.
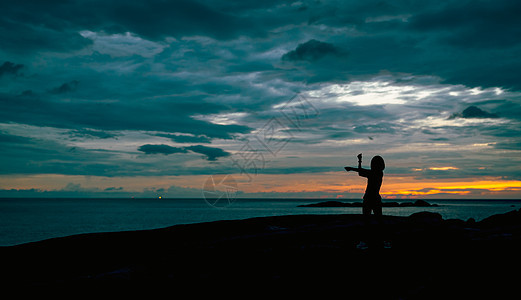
[[371, 155, 385, 171]]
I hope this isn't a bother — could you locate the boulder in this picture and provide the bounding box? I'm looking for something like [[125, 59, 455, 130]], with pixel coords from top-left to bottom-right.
[[408, 211, 443, 223], [478, 209, 521, 228]]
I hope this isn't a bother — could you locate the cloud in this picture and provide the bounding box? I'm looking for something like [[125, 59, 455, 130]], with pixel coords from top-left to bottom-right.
[[0, 130, 125, 176], [0, 91, 252, 140], [282, 39, 343, 62], [0, 184, 205, 198], [137, 144, 230, 161], [104, 186, 123, 191], [1, 0, 521, 198], [493, 141, 521, 151], [156, 133, 211, 144], [0, 61, 24, 77], [50, 80, 79, 94], [450, 106, 499, 119], [0, 0, 256, 47], [0, 123, 239, 177], [409, 1, 521, 48], [185, 145, 231, 161], [3, 0, 521, 89], [107, 0, 256, 40], [0, 16, 91, 54], [79, 31, 168, 58], [0, 131, 33, 144], [68, 129, 119, 139], [137, 144, 187, 155]]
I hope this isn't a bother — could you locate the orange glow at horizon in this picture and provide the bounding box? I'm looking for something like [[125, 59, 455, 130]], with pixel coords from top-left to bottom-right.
[[2, 172, 521, 198], [234, 173, 521, 197], [381, 180, 521, 196]]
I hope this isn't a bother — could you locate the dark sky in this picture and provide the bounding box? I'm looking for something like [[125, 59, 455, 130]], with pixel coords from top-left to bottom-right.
[[1, 0, 521, 198]]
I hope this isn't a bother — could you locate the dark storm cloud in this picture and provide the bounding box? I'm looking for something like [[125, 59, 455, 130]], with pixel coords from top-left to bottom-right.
[[0, 16, 91, 54], [270, 0, 521, 89], [106, 0, 257, 40], [138, 144, 230, 161], [156, 133, 211, 144], [0, 91, 251, 140], [282, 39, 344, 62], [0, 61, 24, 77], [0, 0, 256, 51], [185, 145, 231, 161], [403, 1, 521, 89], [409, 1, 521, 48], [449, 106, 499, 119], [2, 0, 520, 90], [138, 144, 187, 155], [50, 80, 80, 94]]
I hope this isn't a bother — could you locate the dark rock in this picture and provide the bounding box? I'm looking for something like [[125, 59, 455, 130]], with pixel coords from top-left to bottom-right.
[[3, 209, 521, 297], [446, 218, 466, 227], [408, 211, 443, 222], [478, 209, 521, 228]]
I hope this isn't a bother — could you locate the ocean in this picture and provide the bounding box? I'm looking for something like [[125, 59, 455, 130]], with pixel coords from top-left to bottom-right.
[[1, 198, 520, 246]]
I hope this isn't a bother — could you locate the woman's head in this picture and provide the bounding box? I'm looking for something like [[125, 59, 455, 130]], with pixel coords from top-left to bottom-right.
[[371, 155, 385, 171]]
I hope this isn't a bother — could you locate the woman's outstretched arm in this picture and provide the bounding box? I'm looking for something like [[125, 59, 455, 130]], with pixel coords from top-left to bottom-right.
[[345, 153, 363, 172], [344, 166, 358, 172]]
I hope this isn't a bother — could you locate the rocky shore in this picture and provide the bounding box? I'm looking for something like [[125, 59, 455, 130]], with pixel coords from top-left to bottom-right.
[[2, 209, 521, 298]]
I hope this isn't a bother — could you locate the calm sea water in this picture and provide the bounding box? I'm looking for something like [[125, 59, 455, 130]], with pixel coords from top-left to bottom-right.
[[1, 198, 520, 246]]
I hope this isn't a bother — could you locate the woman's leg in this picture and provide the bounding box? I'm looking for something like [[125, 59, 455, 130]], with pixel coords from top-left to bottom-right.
[[373, 204, 382, 217], [362, 205, 371, 217]]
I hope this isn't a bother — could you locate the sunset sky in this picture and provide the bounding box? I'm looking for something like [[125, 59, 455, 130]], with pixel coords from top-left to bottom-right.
[[1, 0, 521, 199]]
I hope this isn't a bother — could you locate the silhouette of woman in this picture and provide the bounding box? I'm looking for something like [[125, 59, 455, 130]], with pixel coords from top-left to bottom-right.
[[345, 153, 385, 217]]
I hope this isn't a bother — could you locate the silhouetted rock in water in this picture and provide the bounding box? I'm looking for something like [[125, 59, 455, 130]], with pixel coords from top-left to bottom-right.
[[298, 199, 438, 207], [2, 209, 521, 298], [410, 199, 436, 207]]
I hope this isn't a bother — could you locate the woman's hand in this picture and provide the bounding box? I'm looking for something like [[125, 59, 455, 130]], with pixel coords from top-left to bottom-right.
[[344, 166, 354, 172]]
